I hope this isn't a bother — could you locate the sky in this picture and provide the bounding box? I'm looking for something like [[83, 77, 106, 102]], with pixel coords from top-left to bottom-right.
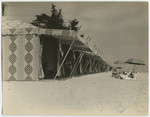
[[2, 2, 148, 72]]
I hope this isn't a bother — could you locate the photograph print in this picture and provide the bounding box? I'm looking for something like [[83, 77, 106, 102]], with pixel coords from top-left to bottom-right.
[[1, 1, 148, 115]]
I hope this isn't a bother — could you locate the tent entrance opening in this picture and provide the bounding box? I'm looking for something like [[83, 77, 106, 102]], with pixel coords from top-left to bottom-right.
[[40, 35, 58, 79]]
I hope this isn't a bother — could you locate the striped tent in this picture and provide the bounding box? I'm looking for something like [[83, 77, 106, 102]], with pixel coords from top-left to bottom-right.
[[2, 20, 90, 81]]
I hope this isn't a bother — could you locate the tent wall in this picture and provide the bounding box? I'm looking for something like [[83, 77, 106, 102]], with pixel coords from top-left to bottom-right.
[[1, 20, 111, 80], [2, 34, 40, 81]]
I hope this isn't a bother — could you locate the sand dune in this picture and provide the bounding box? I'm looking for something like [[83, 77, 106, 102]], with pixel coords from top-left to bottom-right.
[[2, 72, 148, 115]]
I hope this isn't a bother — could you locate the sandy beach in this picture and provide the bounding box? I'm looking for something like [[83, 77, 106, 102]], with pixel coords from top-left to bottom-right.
[[2, 72, 148, 115]]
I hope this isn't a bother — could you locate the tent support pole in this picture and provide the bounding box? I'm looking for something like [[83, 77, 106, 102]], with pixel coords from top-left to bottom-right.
[[83, 55, 93, 72], [69, 52, 82, 77], [133, 64, 136, 73], [56, 39, 60, 76], [93, 61, 99, 73], [69, 51, 84, 77], [75, 52, 85, 75], [54, 37, 76, 80], [69, 39, 91, 77], [91, 59, 95, 73]]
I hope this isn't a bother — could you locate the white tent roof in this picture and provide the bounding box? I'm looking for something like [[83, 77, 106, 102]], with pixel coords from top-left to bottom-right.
[[2, 19, 92, 52], [2, 20, 36, 29]]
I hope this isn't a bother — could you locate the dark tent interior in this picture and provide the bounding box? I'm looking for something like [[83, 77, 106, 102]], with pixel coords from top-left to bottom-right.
[[40, 35, 58, 79], [39, 34, 111, 79]]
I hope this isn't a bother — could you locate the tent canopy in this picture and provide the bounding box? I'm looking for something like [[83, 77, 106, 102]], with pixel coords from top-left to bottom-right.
[[2, 20, 84, 43], [71, 45, 92, 52], [2, 20, 92, 52], [2, 19, 110, 81], [2, 20, 36, 29]]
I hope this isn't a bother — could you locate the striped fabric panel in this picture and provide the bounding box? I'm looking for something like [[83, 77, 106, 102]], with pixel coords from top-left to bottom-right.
[[2, 34, 40, 81]]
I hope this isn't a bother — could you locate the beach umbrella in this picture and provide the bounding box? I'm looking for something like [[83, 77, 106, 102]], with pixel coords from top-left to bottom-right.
[[116, 66, 122, 69], [114, 60, 124, 68], [125, 58, 145, 72], [114, 60, 124, 64]]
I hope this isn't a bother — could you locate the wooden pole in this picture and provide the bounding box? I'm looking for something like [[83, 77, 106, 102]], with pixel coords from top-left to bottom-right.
[[69, 51, 83, 77], [93, 61, 99, 73], [133, 64, 136, 73], [69, 37, 91, 77], [83, 55, 93, 72], [69, 51, 85, 77], [56, 39, 60, 76], [54, 36, 76, 80], [83, 50, 100, 73], [83, 44, 98, 72], [91, 59, 96, 73]]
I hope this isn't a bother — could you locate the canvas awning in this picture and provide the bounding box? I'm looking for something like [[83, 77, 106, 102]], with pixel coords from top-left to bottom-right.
[[71, 45, 92, 52], [84, 52, 101, 60], [54, 35, 85, 46], [94, 55, 102, 60]]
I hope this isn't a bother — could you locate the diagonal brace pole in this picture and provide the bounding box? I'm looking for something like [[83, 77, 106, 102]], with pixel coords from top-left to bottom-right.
[[54, 36, 76, 80]]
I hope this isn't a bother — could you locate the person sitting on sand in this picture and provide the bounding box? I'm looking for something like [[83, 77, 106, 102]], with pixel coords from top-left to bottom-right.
[[112, 69, 119, 78], [128, 72, 134, 78], [123, 71, 127, 75], [119, 71, 136, 80], [119, 72, 131, 80]]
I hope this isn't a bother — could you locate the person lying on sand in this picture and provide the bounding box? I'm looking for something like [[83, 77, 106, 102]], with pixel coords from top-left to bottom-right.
[[128, 72, 134, 78], [119, 72, 136, 80]]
